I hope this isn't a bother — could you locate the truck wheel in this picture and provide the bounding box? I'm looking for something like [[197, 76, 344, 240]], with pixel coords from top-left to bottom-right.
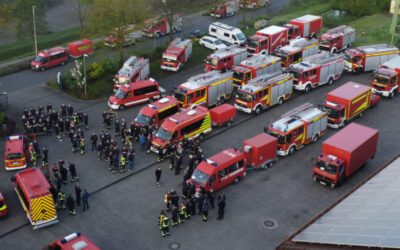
[[234, 177, 240, 184], [305, 85, 312, 93], [155, 32, 161, 38], [328, 77, 334, 85], [267, 161, 274, 168], [330, 48, 337, 54], [119, 105, 125, 111], [390, 91, 395, 99], [359, 111, 364, 118], [148, 98, 154, 103], [278, 97, 285, 105], [330, 183, 336, 188], [40, 67, 45, 71], [312, 135, 319, 143], [226, 121, 232, 127], [289, 146, 296, 155], [255, 106, 262, 115]]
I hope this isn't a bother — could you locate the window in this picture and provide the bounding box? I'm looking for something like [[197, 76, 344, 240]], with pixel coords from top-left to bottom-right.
[[287, 133, 292, 142], [201, 89, 206, 96], [180, 119, 204, 136], [304, 71, 310, 77], [172, 131, 178, 140], [299, 127, 304, 135], [187, 93, 194, 102], [224, 33, 230, 38], [134, 88, 144, 96], [211, 28, 217, 33], [292, 129, 297, 137], [157, 105, 179, 121], [245, 72, 251, 80], [258, 92, 263, 98], [218, 169, 227, 178], [312, 69, 317, 75], [262, 89, 269, 96], [126, 91, 132, 98], [228, 163, 239, 173], [293, 52, 302, 63], [232, 35, 237, 41], [209, 174, 216, 185], [135, 85, 158, 96], [195, 90, 201, 97]]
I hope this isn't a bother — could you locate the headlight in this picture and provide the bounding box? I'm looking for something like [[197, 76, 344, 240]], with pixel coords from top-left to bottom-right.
[[36, 65, 39, 68]]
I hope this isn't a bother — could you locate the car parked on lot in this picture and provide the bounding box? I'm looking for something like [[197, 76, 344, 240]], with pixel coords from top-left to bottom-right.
[[199, 36, 228, 50]]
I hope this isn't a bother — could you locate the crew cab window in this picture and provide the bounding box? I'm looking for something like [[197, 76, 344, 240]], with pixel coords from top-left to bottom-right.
[[299, 127, 304, 134], [224, 33, 230, 38], [187, 93, 194, 102], [181, 119, 204, 136], [218, 169, 227, 178], [228, 163, 239, 173], [201, 89, 206, 96], [293, 52, 302, 62], [245, 72, 251, 80], [232, 36, 237, 41], [258, 92, 263, 98], [158, 105, 179, 120], [262, 89, 268, 95], [293, 129, 297, 137], [209, 174, 216, 185], [172, 131, 178, 140], [287, 133, 292, 142], [196, 90, 201, 97]]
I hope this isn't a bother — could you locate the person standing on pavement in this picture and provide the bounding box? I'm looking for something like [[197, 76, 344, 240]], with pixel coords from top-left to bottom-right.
[[160, 213, 170, 237], [217, 193, 226, 220], [66, 194, 76, 215], [82, 189, 90, 211], [75, 182, 82, 207], [42, 147, 49, 166], [90, 133, 97, 151], [171, 205, 179, 226], [127, 149, 135, 171], [208, 189, 215, 209], [60, 164, 68, 184], [139, 133, 146, 151], [155, 167, 162, 186], [202, 199, 209, 222], [79, 138, 85, 155], [175, 154, 182, 175], [68, 162, 78, 182]]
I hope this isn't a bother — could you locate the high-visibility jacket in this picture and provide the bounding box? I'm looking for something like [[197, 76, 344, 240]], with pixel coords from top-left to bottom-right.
[[119, 157, 126, 166], [58, 192, 65, 201], [161, 216, 169, 228]]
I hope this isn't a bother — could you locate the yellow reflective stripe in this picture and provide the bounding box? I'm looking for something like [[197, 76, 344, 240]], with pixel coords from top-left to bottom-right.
[[187, 114, 211, 138], [365, 51, 400, 57], [30, 195, 57, 223], [194, 95, 207, 105], [351, 93, 368, 104], [209, 77, 232, 87], [372, 82, 387, 88], [353, 98, 369, 114], [0, 204, 7, 211], [158, 104, 176, 113]]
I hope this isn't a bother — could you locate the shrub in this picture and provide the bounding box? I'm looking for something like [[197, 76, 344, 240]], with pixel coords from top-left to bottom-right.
[[88, 62, 104, 80]]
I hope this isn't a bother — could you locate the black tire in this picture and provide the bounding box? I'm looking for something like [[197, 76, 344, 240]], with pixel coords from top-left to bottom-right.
[[305, 85, 311, 93], [234, 177, 240, 184], [40, 67, 45, 71], [148, 98, 154, 104], [267, 161, 274, 168], [255, 106, 262, 115], [155, 32, 161, 38], [390, 91, 395, 99], [119, 105, 125, 111], [226, 121, 232, 127], [199, 133, 205, 141], [359, 111, 364, 118], [278, 97, 285, 105], [331, 48, 337, 54], [328, 77, 334, 85], [289, 146, 296, 155], [312, 135, 319, 143]]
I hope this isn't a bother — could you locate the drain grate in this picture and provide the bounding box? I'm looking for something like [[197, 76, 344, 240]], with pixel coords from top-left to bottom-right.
[[169, 242, 181, 250], [262, 219, 279, 229]]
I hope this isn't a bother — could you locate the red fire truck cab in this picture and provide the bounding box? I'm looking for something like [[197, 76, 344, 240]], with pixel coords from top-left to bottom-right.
[[134, 96, 180, 127], [191, 148, 246, 192], [47, 232, 100, 250], [4, 135, 27, 171], [371, 56, 400, 98], [142, 17, 183, 38], [108, 79, 165, 110], [161, 38, 193, 72], [31, 47, 68, 71]]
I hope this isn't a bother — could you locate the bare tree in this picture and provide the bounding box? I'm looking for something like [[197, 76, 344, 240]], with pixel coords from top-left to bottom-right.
[[160, 0, 181, 43], [72, 0, 88, 37]]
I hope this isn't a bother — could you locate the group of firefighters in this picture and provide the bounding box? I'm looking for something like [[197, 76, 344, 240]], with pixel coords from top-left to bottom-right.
[[21, 104, 89, 142], [159, 188, 227, 237]]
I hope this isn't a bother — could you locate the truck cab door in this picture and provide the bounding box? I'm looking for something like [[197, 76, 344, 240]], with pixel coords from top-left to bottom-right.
[[217, 168, 229, 189]]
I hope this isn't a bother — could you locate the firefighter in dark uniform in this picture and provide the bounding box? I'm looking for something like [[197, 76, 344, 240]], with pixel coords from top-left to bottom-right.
[[114, 119, 120, 136], [79, 138, 85, 155], [160, 213, 170, 237], [157, 147, 164, 163], [169, 151, 175, 170], [61, 104, 67, 117], [171, 205, 179, 226], [83, 112, 89, 129], [67, 104, 74, 117]]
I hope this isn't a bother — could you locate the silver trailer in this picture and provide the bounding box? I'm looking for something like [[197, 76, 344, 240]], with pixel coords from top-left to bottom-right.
[[184, 71, 234, 107]]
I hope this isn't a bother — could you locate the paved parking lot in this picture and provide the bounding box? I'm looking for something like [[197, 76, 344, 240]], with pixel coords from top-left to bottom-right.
[[1, 60, 400, 250]]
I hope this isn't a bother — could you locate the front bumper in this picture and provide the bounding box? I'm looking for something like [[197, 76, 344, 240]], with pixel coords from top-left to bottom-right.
[[161, 65, 179, 71], [327, 122, 340, 129], [293, 84, 306, 91], [108, 102, 120, 110], [313, 174, 335, 187], [5, 164, 27, 171], [372, 88, 390, 97], [234, 103, 252, 114], [277, 149, 289, 157]]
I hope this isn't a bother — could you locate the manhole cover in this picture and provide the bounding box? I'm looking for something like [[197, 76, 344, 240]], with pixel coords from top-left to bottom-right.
[[169, 242, 181, 250], [262, 219, 279, 229]]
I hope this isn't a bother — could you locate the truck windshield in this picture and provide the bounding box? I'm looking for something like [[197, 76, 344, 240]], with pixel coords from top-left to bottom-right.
[[373, 74, 390, 84], [344, 52, 359, 63], [6, 153, 23, 160], [174, 92, 186, 102], [34, 56, 46, 63], [156, 127, 173, 141], [236, 90, 252, 102], [246, 39, 258, 49], [115, 89, 127, 99], [135, 113, 151, 126], [276, 52, 289, 62], [320, 39, 331, 45], [267, 130, 286, 144], [236, 33, 246, 41], [162, 57, 177, 63], [211, 58, 219, 66], [288, 69, 302, 79], [324, 106, 343, 119], [233, 71, 245, 81], [191, 168, 210, 185], [317, 160, 337, 174]]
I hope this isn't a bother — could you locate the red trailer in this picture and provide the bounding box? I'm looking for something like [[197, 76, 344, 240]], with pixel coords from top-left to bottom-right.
[[247, 25, 288, 54], [312, 123, 379, 188], [243, 133, 277, 169], [67, 39, 94, 58], [284, 15, 322, 40], [210, 104, 236, 127]]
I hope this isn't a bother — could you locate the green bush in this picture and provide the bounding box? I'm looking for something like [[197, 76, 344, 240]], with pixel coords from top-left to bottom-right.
[[333, 0, 390, 17], [88, 62, 104, 80], [0, 112, 5, 126]]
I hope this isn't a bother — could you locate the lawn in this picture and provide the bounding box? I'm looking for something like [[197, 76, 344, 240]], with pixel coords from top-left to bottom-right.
[[349, 14, 392, 46]]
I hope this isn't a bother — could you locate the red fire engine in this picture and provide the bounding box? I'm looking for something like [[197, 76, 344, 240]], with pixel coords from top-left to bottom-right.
[[4, 135, 27, 171], [67, 39, 94, 58], [287, 52, 344, 93], [142, 16, 183, 38], [240, 0, 269, 8], [174, 71, 233, 108], [204, 46, 248, 72], [246, 25, 288, 54], [344, 44, 400, 73], [371, 56, 400, 98], [234, 72, 293, 114], [275, 37, 319, 68], [209, 104, 236, 127], [47, 232, 100, 250], [134, 96, 180, 127], [151, 106, 212, 154], [190, 133, 277, 191], [161, 38, 193, 72], [319, 25, 356, 54], [210, 1, 238, 18], [265, 103, 328, 156], [232, 53, 281, 89], [31, 47, 68, 71], [283, 15, 323, 40], [113, 56, 149, 89]]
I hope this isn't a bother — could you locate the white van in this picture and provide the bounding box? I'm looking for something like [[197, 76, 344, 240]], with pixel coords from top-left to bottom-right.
[[209, 22, 246, 46]]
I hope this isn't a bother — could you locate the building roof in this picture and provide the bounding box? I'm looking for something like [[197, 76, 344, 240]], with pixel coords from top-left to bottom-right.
[[327, 81, 371, 101], [16, 168, 50, 198], [281, 155, 400, 249], [323, 123, 378, 152]]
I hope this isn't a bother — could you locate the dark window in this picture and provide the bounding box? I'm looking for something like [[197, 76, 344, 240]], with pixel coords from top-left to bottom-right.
[[232, 35, 237, 41], [187, 93, 194, 102], [299, 127, 304, 134], [312, 69, 317, 75], [292, 129, 297, 137], [180, 118, 204, 136], [245, 72, 251, 80], [134, 85, 158, 96], [218, 169, 227, 178], [293, 52, 302, 62], [287, 133, 292, 142], [224, 33, 230, 37], [262, 89, 268, 95], [172, 131, 179, 140], [211, 28, 217, 33], [157, 105, 179, 121], [201, 89, 206, 96], [228, 163, 239, 173], [258, 92, 263, 98], [195, 90, 201, 97], [238, 160, 244, 168], [209, 174, 216, 185]]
